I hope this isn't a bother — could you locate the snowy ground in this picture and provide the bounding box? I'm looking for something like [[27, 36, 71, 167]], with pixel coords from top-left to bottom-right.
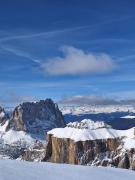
[[0, 160, 135, 180]]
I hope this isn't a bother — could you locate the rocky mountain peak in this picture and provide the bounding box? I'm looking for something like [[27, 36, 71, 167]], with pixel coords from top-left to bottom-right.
[[9, 99, 66, 136], [67, 119, 111, 130]]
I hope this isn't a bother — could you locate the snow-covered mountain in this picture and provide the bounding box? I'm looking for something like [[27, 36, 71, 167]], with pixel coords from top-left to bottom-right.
[[48, 119, 135, 146], [0, 99, 65, 159], [45, 119, 135, 169], [61, 105, 135, 129], [1, 102, 135, 171]]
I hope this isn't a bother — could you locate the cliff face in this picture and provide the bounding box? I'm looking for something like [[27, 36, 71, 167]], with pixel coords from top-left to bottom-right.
[[44, 134, 120, 164], [44, 134, 135, 169], [43, 120, 135, 169], [9, 99, 65, 134]]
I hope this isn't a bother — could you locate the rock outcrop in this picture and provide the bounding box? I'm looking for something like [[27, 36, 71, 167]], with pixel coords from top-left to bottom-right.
[[44, 135, 135, 169], [9, 99, 65, 135], [20, 141, 46, 162], [43, 120, 135, 170], [44, 134, 121, 164], [0, 106, 9, 131], [0, 106, 8, 124]]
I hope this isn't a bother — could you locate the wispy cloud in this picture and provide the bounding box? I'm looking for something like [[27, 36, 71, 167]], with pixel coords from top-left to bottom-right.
[[0, 14, 133, 43], [0, 81, 94, 90], [41, 46, 116, 75], [0, 45, 40, 64], [0, 25, 93, 43], [110, 75, 135, 82]]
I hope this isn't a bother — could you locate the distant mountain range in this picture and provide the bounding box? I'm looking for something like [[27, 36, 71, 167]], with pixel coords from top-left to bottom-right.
[[61, 105, 135, 129]]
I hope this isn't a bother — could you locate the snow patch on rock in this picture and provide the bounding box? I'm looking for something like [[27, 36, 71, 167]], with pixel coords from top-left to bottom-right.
[[2, 130, 35, 147]]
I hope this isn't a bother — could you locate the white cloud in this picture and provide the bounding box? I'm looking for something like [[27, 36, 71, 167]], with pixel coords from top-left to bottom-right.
[[59, 94, 135, 105], [59, 95, 119, 105], [42, 46, 116, 75]]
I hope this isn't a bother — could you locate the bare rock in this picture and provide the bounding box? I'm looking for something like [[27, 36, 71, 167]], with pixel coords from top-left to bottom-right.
[[118, 153, 130, 169], [0, 106, 9, 131], [9, 99, 65, 135], [43, 134, 121, 165]]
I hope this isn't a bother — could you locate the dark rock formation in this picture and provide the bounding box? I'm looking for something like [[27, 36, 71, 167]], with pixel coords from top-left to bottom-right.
[[9, 99, 65, 135]]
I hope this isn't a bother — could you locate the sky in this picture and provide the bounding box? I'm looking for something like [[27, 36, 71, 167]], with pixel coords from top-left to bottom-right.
[[0, 0, 135, 106]]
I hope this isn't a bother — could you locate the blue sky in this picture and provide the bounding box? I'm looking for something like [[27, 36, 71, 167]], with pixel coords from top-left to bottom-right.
[[0, 0, 135, 106]]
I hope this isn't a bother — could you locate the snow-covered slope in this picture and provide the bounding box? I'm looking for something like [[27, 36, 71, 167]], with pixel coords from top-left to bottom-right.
[[48, 119, 135, 149], [1, 130, 35, 146], [0, 120, 9, 133], [121, 115, 135, 119], [0, 160, 135, 180], [0, 129, 36, 159]]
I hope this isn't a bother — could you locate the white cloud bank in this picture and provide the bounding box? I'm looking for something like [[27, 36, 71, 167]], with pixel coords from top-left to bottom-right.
[[59, 95, 119, 105], [59, 95, 135, 105], [42, 46, 116, 75]]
